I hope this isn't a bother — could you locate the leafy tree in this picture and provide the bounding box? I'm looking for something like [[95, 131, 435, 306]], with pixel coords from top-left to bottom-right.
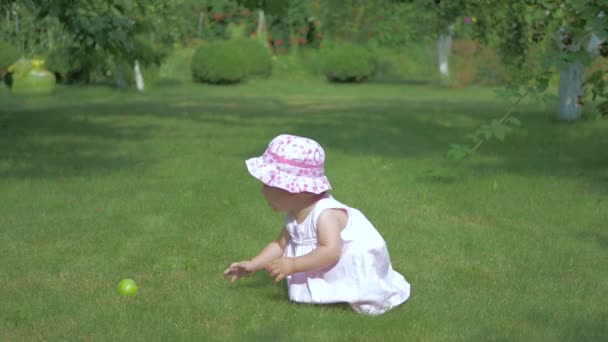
[[1, 0, 175, 84], [447, 0, 607, 159]]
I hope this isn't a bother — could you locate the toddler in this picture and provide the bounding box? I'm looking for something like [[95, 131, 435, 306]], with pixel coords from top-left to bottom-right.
[[224, 134, 410, 315]]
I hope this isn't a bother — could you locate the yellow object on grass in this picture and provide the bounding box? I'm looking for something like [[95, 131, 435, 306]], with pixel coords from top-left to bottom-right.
[[10, 57, 56, 95]]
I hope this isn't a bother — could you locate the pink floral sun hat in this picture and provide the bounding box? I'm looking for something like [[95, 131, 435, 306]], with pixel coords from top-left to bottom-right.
[[246, 134, 332, 194]]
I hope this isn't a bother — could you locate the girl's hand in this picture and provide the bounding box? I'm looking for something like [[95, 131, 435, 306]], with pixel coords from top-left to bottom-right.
[[223, 261, 258, 283], [265, 257, 295, 283]]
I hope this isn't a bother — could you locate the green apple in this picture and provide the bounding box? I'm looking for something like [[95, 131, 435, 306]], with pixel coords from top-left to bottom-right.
[[117, 278, 138, 297]]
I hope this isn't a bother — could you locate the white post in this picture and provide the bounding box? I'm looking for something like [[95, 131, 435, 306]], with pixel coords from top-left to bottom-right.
[[198, 12, 204, 36], [438, 23, 454, 84], [257, 10, 266, 37], [134, 60, 145, 91]]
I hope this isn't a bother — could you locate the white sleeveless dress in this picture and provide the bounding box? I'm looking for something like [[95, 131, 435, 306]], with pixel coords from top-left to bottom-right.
[[283, 196, 411, 315]]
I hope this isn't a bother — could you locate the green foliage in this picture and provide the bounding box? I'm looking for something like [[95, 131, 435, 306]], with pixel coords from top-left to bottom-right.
[[0, 3, 59, 57], [160, 45, 197, 81], [234, 38, 272, 78], [44, 47, 70, 82], [140, 64, 161, 88], [133, 34, 170, 68], [31, 1, 137, 61], [450, 39, 478, 87], [372, 2, 435, 48], [423, 0, 472, 29], [448, 83, 533, 160], [285, 1, 313, 49], [193, 0, 257, 41], [0, 0, 177, 85], [271, 50, 323, 81], [45, 44, 107, 84], [227, 23, 247, 39], [0, 40, 19, 70], [319, 1, 436, 48], [321, 43, 376, 82], [470, 45, 507, 86], [448, 115, 522, 160], [372, 45, 439, 82], [588, 66, 608, 113], [191, 40, 247, 84], [319, 0, 388, 43], [444, 0, 607, 160]]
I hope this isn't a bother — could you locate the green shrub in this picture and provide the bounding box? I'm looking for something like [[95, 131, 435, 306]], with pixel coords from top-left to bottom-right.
[[45, 46, 107, 84], [235, 38, 272, 78], [472, 45, 507, 86], [372, 45, 439, 83], [450, 39, 478, 88], [321, 43, 376, 83], [160, 46, 197, 81], [272, 50, 323, 81], [45, 46, 73, 82], [133, 34, 169, 67], [44, 33, 167, 86], [0, 40, 19, 79], [191, 40, 248, 84], [227, 24, 247, 40]]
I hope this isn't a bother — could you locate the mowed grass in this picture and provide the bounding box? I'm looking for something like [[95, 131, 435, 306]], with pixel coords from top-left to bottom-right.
[[0, 80, 606, 341]]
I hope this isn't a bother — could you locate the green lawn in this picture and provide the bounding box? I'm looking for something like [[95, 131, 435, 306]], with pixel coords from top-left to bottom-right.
[[1, 80, 606, 341]]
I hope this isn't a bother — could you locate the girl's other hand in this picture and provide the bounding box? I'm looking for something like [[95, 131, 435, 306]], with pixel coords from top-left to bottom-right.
[[223, 261, 258, 283], [265, 257, 295, 283]]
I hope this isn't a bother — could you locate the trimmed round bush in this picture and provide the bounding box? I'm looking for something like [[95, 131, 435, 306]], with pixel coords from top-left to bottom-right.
[[235, 38, 272, 78], [191, 40, 248, 84], [321, 43, 376, 82]]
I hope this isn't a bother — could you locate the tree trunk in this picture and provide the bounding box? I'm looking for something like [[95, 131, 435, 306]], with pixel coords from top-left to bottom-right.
[[134, 60, 145, 92], [556, 31, 603, 121], [437, 23, 454, 84], [198, 12, 204, 37], [557, 60, 585, 121]]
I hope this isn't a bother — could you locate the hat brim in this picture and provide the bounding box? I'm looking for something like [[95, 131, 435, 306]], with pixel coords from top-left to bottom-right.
[[246, 157, 331, 194]]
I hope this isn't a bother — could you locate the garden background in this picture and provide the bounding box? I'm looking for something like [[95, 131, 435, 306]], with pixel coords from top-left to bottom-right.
[[1, 0, 607, 340]]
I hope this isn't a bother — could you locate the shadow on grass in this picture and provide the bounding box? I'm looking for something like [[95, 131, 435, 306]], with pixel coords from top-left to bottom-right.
[[225, 272, 352, 315], [0, 117, 157, 179], [1, 83, 606, 192], [576, 229, 608, 251], [226, 272, 289, 302]]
